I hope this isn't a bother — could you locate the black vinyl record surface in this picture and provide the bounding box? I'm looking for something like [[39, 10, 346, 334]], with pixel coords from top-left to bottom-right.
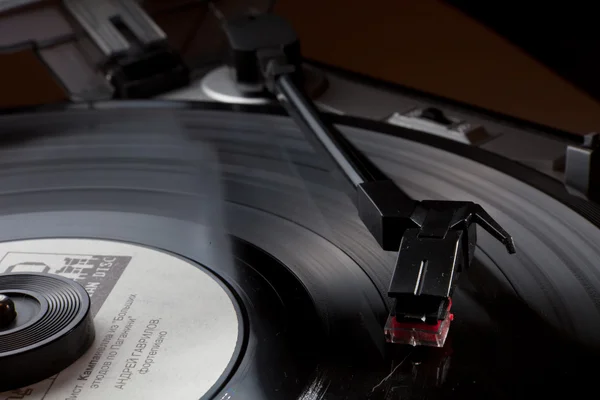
[[0, 101, 599, 399]]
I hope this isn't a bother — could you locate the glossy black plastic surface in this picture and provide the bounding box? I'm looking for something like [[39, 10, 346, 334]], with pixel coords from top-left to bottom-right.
[[0, 102, 599, 398], [0, 273, 94, 392]]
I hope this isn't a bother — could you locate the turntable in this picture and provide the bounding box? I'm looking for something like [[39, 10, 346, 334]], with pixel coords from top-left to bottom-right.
[[1, 2, 600, 400]]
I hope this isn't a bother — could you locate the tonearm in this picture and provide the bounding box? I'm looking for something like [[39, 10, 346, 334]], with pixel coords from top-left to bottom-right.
[[221, 13, 516, 347]]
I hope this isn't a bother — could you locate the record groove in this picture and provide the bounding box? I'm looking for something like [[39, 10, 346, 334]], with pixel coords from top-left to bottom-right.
[[0, 103, 599, 398]]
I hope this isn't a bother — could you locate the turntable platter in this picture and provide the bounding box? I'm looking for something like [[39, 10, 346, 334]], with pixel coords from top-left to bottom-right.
[[0, 102, 598, 399]]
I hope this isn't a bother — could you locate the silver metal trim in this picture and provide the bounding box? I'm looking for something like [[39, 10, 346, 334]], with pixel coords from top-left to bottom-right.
[[63, 0, 166, 57]]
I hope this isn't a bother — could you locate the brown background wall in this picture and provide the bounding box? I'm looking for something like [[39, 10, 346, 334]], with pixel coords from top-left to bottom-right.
[[274, 0, 600, 134]]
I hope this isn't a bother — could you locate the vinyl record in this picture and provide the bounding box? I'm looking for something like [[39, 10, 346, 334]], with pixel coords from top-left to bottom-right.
[[0, 102, 599, 399]]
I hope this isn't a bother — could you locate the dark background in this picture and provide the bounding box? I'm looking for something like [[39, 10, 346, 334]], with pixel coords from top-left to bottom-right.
[[449, 1, 600, 106]]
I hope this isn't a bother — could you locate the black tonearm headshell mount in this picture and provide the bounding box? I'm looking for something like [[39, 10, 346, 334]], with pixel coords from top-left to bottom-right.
[[221, 12, 516, 347]]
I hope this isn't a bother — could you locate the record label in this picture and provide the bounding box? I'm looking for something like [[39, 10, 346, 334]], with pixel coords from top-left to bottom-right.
[[0, 239, 240, 400]]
